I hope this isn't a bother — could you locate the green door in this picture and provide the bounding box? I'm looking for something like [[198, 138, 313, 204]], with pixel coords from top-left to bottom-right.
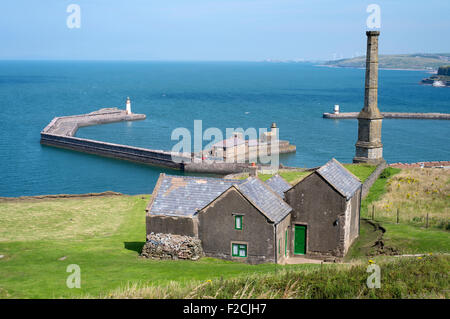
[[294, 225, 306, 255]]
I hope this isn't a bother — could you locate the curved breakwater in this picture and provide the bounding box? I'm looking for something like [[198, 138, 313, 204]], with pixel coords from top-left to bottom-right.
[[40, 108, 187, 170], [40, 108, 269, 174]]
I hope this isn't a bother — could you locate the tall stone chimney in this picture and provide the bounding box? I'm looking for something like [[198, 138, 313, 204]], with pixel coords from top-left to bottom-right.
[[353, 31, 384, 165]]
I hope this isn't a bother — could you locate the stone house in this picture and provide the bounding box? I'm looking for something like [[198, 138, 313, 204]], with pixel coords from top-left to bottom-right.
[[145, 158, 362, 264], [284, 158, 362, 258]]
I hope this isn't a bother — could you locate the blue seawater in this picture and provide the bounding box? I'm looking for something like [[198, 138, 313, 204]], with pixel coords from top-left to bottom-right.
[[0, 61, 448, 196]]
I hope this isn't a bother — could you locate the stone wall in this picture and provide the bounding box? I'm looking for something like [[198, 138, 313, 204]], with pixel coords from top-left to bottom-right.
[[361, 161, 387, 198], [141, 233, 203, 260], [42, 108, 146, 136], [41, 108, 192, 170], [275, 214, 291, 264], [41, 133, 185, 170], [146, 214, 198, 237], [185, 162, 260, 174], [324, 112, 450, 120]]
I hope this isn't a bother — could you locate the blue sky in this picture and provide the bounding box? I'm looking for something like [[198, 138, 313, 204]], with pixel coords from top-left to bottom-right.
[[0, 0, 448, 61]]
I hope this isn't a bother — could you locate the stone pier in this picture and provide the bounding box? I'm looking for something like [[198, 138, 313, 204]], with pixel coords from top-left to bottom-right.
[[40, 108, 273, 174], [323, 112, 450, 120], [40, 108, 189, 170]]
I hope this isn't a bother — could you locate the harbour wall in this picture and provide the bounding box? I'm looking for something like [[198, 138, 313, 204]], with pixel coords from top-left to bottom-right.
[[41, 133, 186, 170], [323, 112, 450, 120], [41, 108, 147, 136], [41, 108, 190, 171], [184, 162, 269, 174], [40, 108, 269, 174]]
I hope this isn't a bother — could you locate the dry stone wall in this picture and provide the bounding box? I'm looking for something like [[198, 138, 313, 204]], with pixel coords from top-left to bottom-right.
[[141, 233, 204, 261]]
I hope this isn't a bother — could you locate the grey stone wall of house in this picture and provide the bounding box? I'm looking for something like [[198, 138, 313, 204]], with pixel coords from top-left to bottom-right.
[[361, 162, 388, 198], [339, 187, 361, 255], [198, 188, 276, 264], [275, 214, 291, 264], [349, 187, 361, 245], [146, 215, 198, 237], [285, 173, 346, 257]]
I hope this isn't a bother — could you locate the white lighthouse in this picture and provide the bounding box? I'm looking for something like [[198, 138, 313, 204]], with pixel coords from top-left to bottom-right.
[[126, 97, 132, 114]]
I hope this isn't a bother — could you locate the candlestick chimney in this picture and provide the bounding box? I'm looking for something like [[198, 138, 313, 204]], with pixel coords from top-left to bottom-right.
[[353, 31, 384, 165]]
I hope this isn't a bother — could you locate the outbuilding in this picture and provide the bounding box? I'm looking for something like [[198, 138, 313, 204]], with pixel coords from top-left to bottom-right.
[[145, 158, 362, 263], [284, 158, 362, 257]]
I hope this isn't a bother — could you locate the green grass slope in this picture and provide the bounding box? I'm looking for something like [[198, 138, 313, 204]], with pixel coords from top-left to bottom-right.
[[0, 195, 318, 299], [348, 167, 450, 259], [1, 165, 448, 299], [102, 254, 449, 299]]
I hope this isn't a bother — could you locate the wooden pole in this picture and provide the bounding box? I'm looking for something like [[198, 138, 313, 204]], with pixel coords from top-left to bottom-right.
[[426, 213, 429, 229], [372, 205, 375, 220], [397, 208, 399, 224]]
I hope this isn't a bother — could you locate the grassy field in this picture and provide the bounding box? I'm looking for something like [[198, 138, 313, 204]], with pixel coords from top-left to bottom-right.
[[256, 163, 375, 185], [382, 223, 450, 255], [350, 166, 450, 257], [258, 170, 311, 184], [361, 167, 401, 217], [0, 165, 448, 299], [346, 218, 450, 259], [99, 254, 449, 299], [0, 195, 319, 299], [369, 168, 450, 230]]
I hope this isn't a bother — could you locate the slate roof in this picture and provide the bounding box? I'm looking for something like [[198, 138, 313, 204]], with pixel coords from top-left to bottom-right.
[[147, 174, 292, 224], [316, 158, 362, 200], [265, 175, 291, 199], [236, 178, 292, 224], [147, 174, 242, 217]]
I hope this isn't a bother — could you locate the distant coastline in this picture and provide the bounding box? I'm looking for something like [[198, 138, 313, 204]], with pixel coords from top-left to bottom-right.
[[316, 64, 432, 72], [322, 53, 450, 72]]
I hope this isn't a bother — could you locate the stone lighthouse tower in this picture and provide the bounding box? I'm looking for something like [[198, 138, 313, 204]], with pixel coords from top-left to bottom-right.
[[353, 31, 384, 165]]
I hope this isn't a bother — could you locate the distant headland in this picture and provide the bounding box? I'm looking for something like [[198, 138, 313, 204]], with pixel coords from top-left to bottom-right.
[[322, 53, 450, 71]]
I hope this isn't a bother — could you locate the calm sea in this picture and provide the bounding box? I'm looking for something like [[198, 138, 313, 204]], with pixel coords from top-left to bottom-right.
[[0, 61, 449, 197]]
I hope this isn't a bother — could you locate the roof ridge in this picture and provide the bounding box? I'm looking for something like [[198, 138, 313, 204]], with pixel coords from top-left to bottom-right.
[[331, 158, 361, 182], [198, 183, 273, 223], [316, 158, 362, 199], [232, 184, 277, 223], [259, 177, 290, 203], [236, 178, 292, 223], [145, 173, 165, 213]]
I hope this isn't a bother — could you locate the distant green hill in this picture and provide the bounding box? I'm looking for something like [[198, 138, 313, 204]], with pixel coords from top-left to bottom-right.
[[323, 54, 450, 70]]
